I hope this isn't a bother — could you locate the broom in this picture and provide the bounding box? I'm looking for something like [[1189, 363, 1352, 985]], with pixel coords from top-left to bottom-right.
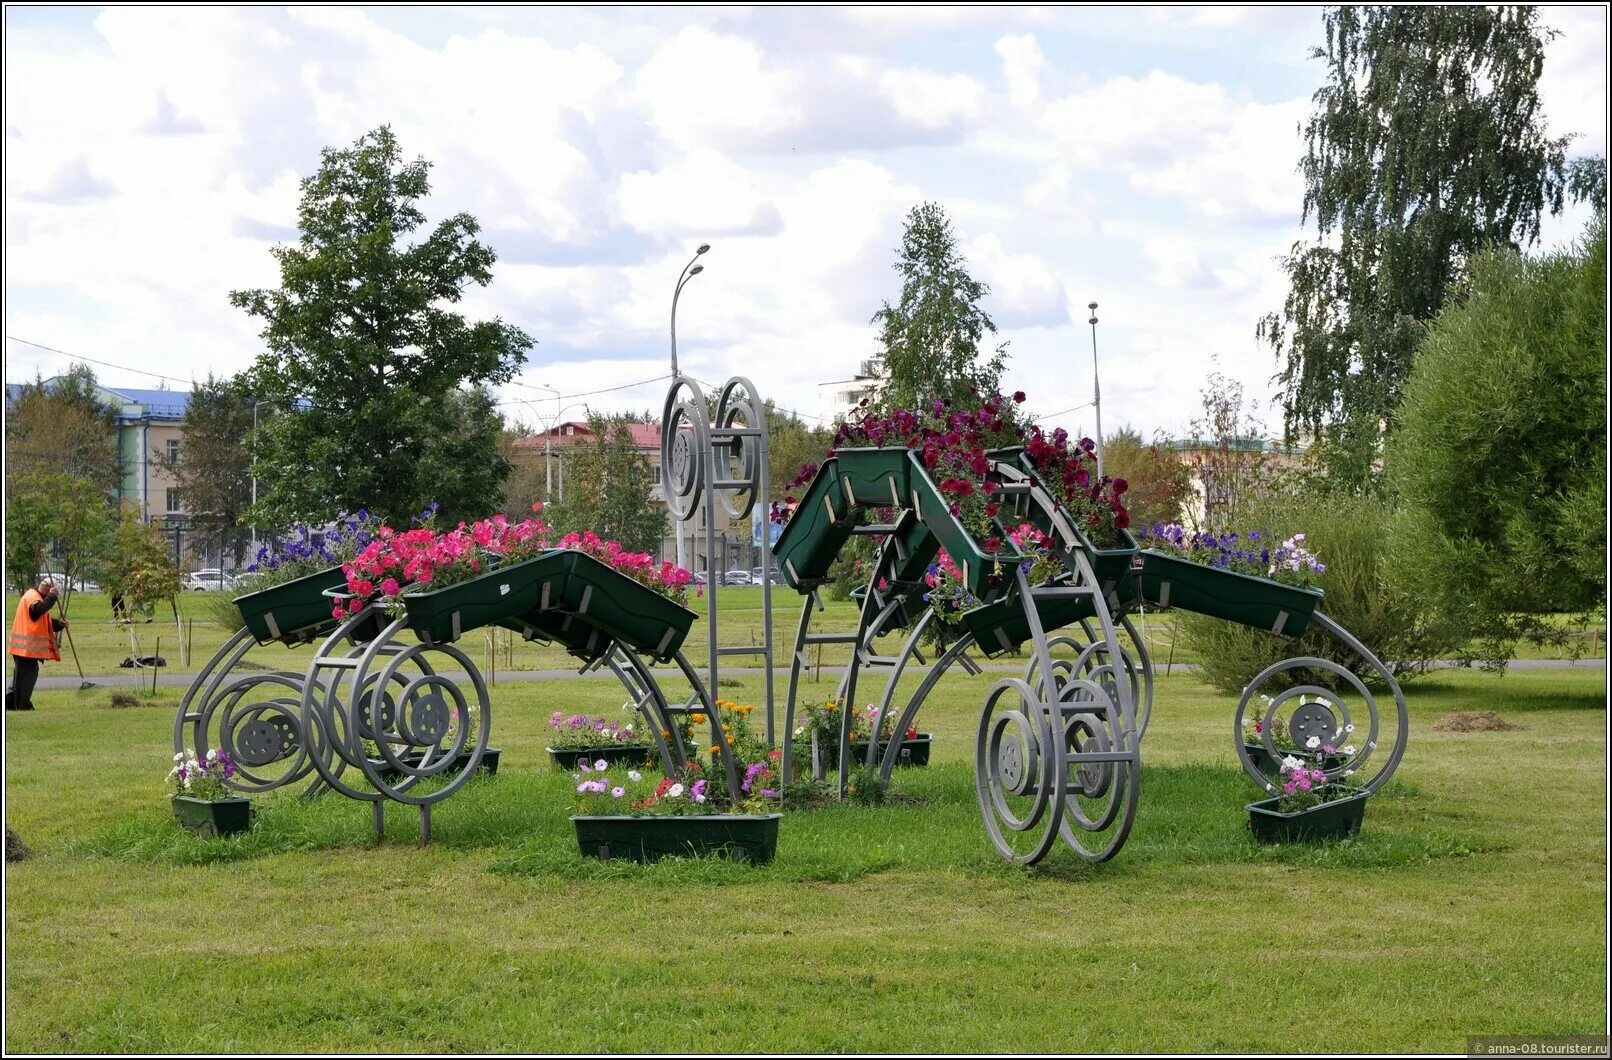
[[44, 567, 95, 692]]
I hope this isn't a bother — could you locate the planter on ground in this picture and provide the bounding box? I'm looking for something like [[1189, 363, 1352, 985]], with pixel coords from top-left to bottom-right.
[[852, 733, 933, 767], [1139, 550, 1324, 636], [1247, 790, 1367, 843], [235, 566, 348, 645], [171, 795, 253, 838], [572, 813, 781, 864], [547, 745, 656, 771]]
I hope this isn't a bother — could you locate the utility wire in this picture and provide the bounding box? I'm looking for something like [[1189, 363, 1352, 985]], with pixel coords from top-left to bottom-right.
[[5, 335, 188, 386]]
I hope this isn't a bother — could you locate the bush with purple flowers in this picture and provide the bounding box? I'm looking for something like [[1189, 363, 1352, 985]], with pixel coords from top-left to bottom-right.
[[167, 749, 238, 801]]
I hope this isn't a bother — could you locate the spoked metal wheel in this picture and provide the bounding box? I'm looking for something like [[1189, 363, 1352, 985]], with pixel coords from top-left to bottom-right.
[[175, 627, 322, 795], [1024, 618, 1155, 741], [975, 678, 1067, 865], [1233, 645, 1405, 797], [351, 640, 491, 806], [1057, 677, 1141, 862]]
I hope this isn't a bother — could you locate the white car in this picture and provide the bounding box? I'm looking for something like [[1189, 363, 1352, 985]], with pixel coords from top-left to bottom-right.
[[722, 569, 753, 586], [185, 570, 232, 592]]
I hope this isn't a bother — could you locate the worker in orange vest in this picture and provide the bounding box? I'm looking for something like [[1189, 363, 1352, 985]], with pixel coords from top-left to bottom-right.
[[7, 579, 68, 712]]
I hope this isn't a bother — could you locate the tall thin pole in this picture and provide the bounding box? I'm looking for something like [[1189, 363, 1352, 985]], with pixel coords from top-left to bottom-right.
[[250, 400, 260, 555], [670, 243, 709, 570], [1088, 301, 1104, 480]]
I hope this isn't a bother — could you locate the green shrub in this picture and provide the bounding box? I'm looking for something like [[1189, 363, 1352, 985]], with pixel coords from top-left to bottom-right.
[[1179, 492, 1478, 693]]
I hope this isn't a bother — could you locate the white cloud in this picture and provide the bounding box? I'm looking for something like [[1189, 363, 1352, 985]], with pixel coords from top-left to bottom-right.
[[966, 234, 1070, 329], [995, 34, 1047, 109]]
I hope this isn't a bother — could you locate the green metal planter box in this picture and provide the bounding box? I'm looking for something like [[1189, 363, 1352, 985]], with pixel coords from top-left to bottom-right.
[[835, 447, 912, 509], [1247, 790, 1367, 843], [404, 552, 569, 644], [1139, 550, 1324, 636], [548, 745, 656, 771], [572, 813, 781, 864], [963, 587, 1097, 655], [907, 451, 1021, 598], [171, 795, 253, 837], [851, 733, 933, 767], [374, 747, 500, 782], [991, 446, 1139, 593], [235, 566, 348, 645], [773, 456, 854, 591], [496, 551, 697, 662]]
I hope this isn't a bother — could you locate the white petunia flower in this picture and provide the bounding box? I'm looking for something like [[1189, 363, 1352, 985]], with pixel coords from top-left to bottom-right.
[[627, 770, 642, 782], [1281, 755, 1305, 772], [174, 752, 185, 762], [1306, 736, 1321, 749], [1343, 745, 1357, 756], [1344, 723, 1355, 733], [667, 783, 684, 798], [593, 759, 608, 771]]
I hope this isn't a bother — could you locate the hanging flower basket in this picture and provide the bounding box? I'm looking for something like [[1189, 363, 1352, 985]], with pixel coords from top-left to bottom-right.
[[834, 447, 914, 509], [235, 566, 348, 645], [572, 813, 781, 864], [1139, 550, 1324, 636]]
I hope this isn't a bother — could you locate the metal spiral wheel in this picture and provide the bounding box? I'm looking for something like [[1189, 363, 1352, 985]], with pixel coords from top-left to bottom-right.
[[175, 627, 322, 795], [1056, 677, 1141, 861], [975, 678, 1067, 865], [660, 377, 711, 522], [713, 376, 766, 521], [351, 640, 491, 806], [1024, 616, 1155, 741]]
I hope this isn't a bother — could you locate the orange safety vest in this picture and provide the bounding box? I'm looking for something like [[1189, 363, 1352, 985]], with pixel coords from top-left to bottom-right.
[[9, 589, 60, 661]]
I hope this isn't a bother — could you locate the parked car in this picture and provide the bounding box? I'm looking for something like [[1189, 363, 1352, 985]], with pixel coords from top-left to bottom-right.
[[184, 569, 232, 592], [691, 572, 708, 586], [723, 569, 753, 586]]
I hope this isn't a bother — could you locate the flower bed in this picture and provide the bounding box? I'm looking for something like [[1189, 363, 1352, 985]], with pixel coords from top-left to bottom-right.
[[570, 757, 782, 863], [168, 750, 253, 837], [545, 712, 653, 770]]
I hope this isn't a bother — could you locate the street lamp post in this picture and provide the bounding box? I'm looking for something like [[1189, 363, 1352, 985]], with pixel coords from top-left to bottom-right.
[[670, 243, 709, 570], [250, 400, 268, 556], [1087, 302, 1104, 480]]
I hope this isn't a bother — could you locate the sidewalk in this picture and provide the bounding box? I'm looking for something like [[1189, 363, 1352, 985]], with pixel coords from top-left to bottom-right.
[[28, 656, 1607, 690]]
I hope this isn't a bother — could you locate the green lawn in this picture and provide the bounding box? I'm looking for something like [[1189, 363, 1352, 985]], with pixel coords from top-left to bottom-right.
[[4, 667, 1606, 1051]]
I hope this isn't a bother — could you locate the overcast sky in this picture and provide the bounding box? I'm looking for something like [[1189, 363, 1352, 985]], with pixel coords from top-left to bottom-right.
[[5, 5, 1606, 439]]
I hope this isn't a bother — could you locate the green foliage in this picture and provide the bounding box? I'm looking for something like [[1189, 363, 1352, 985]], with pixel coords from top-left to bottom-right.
[[230, 125, 531, 526], [1179, 492, 1478, 693], [1180, 368, 1290, 532], [100, 504, 182, 611], [765, 401, 832, 502], [871, 202, 1006, 414], [1101, 427, 1192, 529], [1260, 6, 1590, 490], [1385, 218, 1606, 651], [541, 414, 666, 554], [3, 366, 122, 596], [165, 373, 254, 568]]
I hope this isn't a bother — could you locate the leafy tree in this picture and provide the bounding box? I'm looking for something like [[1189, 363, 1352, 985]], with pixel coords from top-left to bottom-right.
[[496, 416, 549, 520], [1179, 368, 1286, 532], [230, 125, 531, 527], [1386, 217, 1605, 655], [99, 503, 182, 612], [871, 202, 1006, 414], [1101, 427, 1193, 530], [162, 373, 254, 569], [765, 401, 833, 502], [542, 414, 666, 554], [4, 366, 121, 600], [1259, 6, 1595, 489]]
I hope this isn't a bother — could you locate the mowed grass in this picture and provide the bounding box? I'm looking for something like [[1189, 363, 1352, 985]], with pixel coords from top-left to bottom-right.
[[4, 668, 1607, 1051]]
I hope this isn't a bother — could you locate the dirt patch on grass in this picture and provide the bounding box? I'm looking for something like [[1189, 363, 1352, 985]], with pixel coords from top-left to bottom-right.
[[1432, 711, 1522, 732]]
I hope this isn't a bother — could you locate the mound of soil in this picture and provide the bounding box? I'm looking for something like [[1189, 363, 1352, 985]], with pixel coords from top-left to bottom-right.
[[6, 827, 29, 863], [1432, 711, 1522, 732]]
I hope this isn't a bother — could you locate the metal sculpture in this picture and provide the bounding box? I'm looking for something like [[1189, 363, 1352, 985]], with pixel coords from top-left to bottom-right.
[[771, 443, 1412, 866], [659, 374, 779, 741]]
